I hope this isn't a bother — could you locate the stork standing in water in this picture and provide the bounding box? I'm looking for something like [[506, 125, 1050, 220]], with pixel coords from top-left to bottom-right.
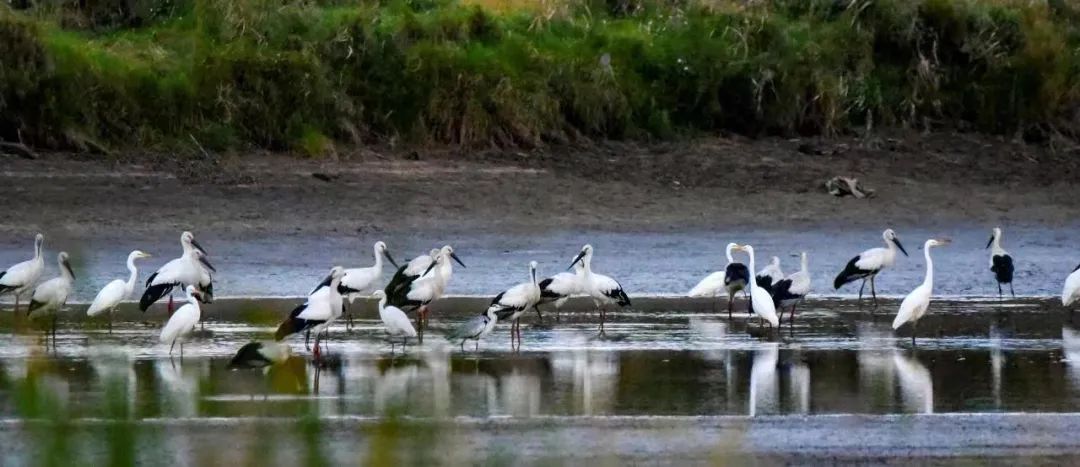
[[1064, 263, 1080, 311], [755, 256, 784, 296], [275, 266, 345, 361], [834, 229, 909, 307], [27, 252, 75, 347], [491, 261, 542, 350], [372, 289, 416, 352], [141, 232, 215, 313], [771, 252, 811, 327], [0, 233, 45, 315], [732, 244, 779, 332], [386, 245, 465, 328], [892, 239, 950, 346], [569, 245, 630, 336], [338, 241, 399, 329], [538, 258, 583, 322], [986, 227, 1015, 298], [160, 285, 203, 358], [688, 243, 750, 319], [87, 250, 152, 333]]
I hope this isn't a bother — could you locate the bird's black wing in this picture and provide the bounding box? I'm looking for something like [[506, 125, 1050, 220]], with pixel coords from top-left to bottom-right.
[[725, 263, 749, 287], [229, 342, 272, 369], [770, 278, 796, 306], [274, 303, 322, 340], [604, 281, 631, 307], [833, 256, 871, 290], [755, 275, 775, 295], [991, 254, 1014, 284], [139, 273, 179, 312]]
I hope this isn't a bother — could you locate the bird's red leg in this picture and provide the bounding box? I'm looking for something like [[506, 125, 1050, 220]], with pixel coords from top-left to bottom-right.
[[167, 295, 174, 315]]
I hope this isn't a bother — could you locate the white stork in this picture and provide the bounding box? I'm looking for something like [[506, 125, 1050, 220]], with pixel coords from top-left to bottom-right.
[[986, 227, 1015, 298], [1063, 262, 1080, 310], [538, 258, 583, 322], [275, 266, 345, 361], [569, 245, 630, 336], [834, 229, 909, 306], [0, 233, 45, 315], [892, 238, 950, 346], [771, 252, 811, 327], [385, 245, 465, 327], [26, 251, 75, 346], [338, 241, 399, 329], [755, 256, 784, 296], [140, 231, 215, 312], [490, 261, 541, 349]]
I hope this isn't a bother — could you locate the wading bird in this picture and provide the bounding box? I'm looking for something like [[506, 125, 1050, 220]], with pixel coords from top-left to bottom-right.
[[373, 289, 416, 352], [386, 245, 465, 327], [141, 231, 215, 313], [834, 229, 909, 306], [688, 243, 750, 319], [27, 252, 75, 346], [771, 252, 811, 327], [892, 238, 950, 346], [0, 233, 45, 315], [538, 258, 583, 322], [160, 285, 202, 358], [569, 245, 631, 335], [275, 266, 345, 361], [491, 261, 541, 349], [338, 241, 399, 328], [986, 227, 1015, 298], [755, 256, 784, 295], [229, 341, 294, 369], [1064, 263, 1080, 310], [87, 250, 152, 333], [447, 307, 499, 351], [732, 244, 779, 331]]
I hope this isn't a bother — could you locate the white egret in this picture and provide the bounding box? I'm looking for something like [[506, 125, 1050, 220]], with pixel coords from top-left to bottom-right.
[[338, 241, 399, 329], [834, 229, 909, 306], [141, 231, 215, 312], [688, 243, 749, 319], [538, 259, 583, 322], [771, 252, 811, 327], [275, 266, 345, 360], [447, 307, 499, 351], [755, 256, 784, 295], [86, 250, 152, 333], [490, 261, 541, 349], [27, 251, 75, 345], [373, 289, 416, 352], [0, 233, 45, 314], [986, 227, 1015, 298], [732, 244, 779, 330], [159, 285, 202, 357], [229, 341, 294, 369], [1064, 263, 1080, 310], [568, 245, 631, 335], [892, 238, 950, 346]]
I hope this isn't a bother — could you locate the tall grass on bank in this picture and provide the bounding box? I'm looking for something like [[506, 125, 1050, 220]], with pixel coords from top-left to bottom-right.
[[1, 0, 1079, 153]]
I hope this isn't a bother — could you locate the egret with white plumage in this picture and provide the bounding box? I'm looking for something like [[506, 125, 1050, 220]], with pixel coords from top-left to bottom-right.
[[140, 231, 215, 313], [338, 241, 399, 328], [569, 245, 630, 336], [0, 233, 45, 315], [159, 285, 203, 357], [26, 251, 75, 346], [771, 252, 811, 327], [87, 250, 152, 333], [373, 289, 416, 352], [986, 227, 1015, 298], [834, 229, 909, 306], [732, 244, 780, 331], [275, 266, 345, 361], [491, 261, 541, 349], [892, 238, 950, 346]]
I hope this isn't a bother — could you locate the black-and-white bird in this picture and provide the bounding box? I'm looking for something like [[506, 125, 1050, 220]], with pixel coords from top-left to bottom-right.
[[140, 231, 215, 313], [537, 259, 583, 322], [986, 227, 1015, 298], [372, 289, 416, 352], [0, 233, 45, 315], [569, 245, 630, 335], [160, 285, 203, 357], [491, 261, 541, 349], [338, 241, 399, 329], [447, 307, 499, 352], [688, 243, 750, 319], [834, 229, 909, 306], [27, 251, 75, 346], [275, 266, 345, 360], [87, 250, 152, 333], [229, 341, 294, 369], [1064, 263, 1080, 310], [385, 245, 465, 326], [770, 252, 811, 326], [755, 256, 784, 295]]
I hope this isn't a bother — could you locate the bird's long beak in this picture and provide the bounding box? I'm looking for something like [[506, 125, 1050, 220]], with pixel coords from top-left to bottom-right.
[[63, 258, 75, 281], [191, 239, 208, 256], [421, 259, 439, 277], [893, 238, 909, 257], [385, 251, 400, 268], [199, 255, 217, 273], [450, 252, 466, 268], [568, 251, 585, 271], [985, 236, 994, 249]]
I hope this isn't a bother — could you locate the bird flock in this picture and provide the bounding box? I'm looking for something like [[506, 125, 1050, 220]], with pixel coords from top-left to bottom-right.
[[2, 227, 1080, 361]]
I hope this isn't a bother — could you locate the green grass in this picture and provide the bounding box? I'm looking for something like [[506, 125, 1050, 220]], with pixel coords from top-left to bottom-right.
[[2, 0, 1079, 152]]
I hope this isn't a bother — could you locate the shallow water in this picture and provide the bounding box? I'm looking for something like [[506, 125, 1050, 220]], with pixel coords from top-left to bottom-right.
[[1, 226, 1077, 301]]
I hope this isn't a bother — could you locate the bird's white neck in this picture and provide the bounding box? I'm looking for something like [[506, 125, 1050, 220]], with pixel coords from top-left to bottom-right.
[[922, 245, 935, 288], [745, 248, 758, 293], [377, 295, 387, 313], [725, 245, 735, 264], [125, 255, 140, 292], [372, 245, 384, 270], [991, 234, 1006, 256], [800, 253, 808, 273], [34, 241, 43, 260], [186, 290, 200, 307]]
